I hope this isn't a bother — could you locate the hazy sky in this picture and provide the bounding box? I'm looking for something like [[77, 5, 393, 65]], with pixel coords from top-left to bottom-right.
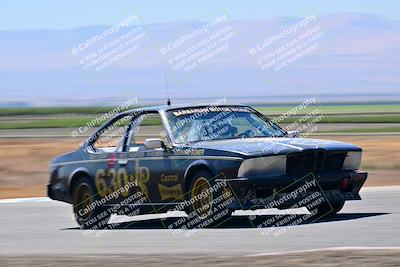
[[1, 0, 399, 30], [1, 1, 399, 105]]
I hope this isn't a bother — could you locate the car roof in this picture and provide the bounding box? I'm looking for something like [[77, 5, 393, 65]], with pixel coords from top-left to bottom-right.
[[122, 103, 252, 114]]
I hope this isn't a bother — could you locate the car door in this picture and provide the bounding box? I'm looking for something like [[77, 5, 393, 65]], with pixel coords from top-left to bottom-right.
[[125, 112, 183, 205], [86, 113, 134, 203]]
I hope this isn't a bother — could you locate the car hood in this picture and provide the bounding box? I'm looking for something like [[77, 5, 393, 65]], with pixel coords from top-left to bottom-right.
[[192, 137, 361, 157]]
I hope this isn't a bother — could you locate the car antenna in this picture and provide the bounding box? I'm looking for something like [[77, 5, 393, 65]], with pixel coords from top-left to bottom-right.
[[164, 71, 171, 106]]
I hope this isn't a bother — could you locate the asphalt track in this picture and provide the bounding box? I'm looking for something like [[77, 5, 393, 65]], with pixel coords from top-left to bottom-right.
[[0, 186, 399, 256]]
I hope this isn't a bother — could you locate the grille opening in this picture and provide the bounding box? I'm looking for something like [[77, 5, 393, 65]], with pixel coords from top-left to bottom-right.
[[286, 151, 347, 175], [325, 152, 347, 170]]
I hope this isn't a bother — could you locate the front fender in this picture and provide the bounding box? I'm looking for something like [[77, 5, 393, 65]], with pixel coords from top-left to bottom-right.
[[184, 160, 216, 180], [68, 166, 91, 188]]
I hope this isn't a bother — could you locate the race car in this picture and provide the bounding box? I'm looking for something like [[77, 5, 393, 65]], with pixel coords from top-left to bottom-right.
[[48, 104, 367, 229]]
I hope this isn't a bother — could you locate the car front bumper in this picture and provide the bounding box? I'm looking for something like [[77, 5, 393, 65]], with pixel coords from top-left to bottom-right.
[[215, 170, 368, 209]]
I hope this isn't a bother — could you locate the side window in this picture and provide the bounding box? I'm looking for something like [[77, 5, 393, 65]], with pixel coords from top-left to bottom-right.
[[91, 114, 133, 152], [128, 113, 166, 151]]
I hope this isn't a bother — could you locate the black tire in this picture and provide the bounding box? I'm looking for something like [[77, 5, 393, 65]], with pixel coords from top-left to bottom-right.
[[185, 170, 233, 228], [311, 200, 345, 217], [72, 176, 111, 229]]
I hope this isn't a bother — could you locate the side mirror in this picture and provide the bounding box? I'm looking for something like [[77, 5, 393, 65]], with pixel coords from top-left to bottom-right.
[[144, 138, 165, 149], [287, 130, 300, 138]]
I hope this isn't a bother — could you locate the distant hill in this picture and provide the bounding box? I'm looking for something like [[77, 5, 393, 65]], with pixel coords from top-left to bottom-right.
[[0, 13, 399, 106]]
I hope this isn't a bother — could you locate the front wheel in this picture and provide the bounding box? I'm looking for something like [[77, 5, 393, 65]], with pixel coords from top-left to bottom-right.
[[185, 170, 233, 227], [72, 176, 111, 229]]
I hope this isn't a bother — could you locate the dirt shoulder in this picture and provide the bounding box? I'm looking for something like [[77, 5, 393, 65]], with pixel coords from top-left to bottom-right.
[[0, 136, 399, 199], [1, 250, 400, 266]]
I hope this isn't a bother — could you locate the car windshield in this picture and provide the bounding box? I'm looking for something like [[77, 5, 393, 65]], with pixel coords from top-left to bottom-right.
[[166, 106, 286, 144]]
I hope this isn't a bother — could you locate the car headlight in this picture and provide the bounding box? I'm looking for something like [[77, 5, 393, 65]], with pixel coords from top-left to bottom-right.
[[238, 156, 286, 178], [342, 151, 362, 170]]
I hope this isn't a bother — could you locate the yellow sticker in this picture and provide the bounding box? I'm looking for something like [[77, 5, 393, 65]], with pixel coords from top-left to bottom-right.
[[133, 160, 150, 199], [158, 183, 183, 201]]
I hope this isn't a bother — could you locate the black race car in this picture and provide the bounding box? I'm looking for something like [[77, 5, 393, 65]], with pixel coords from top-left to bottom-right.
[[48, 104, 367, 229]]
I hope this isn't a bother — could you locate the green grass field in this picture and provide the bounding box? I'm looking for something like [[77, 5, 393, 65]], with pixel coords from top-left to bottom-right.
[[0, 118, 161, 129], [0, 115, 399, 129], [280, 114, 400, 123], [0, 107, 119, 116], [256, 104, 400, 115], [0, 104, 399, 131], [1, 104, 399, 116], [322, 127, 400, 133]]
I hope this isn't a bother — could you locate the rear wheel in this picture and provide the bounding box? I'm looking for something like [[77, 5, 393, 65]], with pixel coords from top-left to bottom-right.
[[186, 170, 232, 227], [72, 176, 111, 229]]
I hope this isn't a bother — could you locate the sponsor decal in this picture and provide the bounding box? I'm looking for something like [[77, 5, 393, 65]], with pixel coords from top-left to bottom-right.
[[174, 148, 205, 156], [172, 107, 252, 116], [160, 174, 178, 182], [158, 183, 184, 201]]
